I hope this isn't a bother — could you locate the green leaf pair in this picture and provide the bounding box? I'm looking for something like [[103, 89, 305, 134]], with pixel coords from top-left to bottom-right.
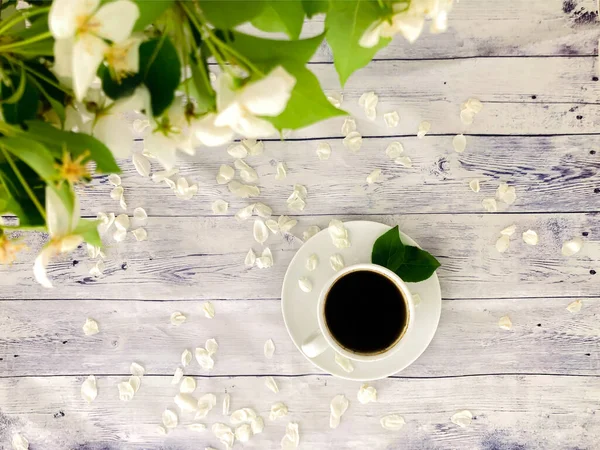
[[372, 226, 441, 283]]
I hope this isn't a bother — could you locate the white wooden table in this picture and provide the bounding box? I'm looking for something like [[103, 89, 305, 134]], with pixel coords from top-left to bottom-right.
[[2, 1, 600, 448]]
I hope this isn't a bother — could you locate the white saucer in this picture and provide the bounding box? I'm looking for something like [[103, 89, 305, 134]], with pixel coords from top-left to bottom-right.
[[281, 221, 442, 381]]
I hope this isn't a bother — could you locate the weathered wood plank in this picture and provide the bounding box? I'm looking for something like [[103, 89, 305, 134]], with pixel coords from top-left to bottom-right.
[[0, 298, 598, 377], [0, 374, 598, 449], [301, 0, 600, 60], [77, 134, 600, 217], [1, 214, 598, 300]]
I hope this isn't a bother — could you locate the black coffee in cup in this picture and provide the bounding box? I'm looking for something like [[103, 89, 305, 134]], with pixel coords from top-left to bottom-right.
[[324, 269, 408, 355]]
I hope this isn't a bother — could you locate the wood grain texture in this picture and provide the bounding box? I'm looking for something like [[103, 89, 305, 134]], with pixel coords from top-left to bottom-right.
[[0, 298, 598, 378], [1, 214, 598, 300], [0, 374, 598, 450]]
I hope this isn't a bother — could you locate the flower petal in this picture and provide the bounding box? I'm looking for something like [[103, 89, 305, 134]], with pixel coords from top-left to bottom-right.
[[49, 0, 98, 39], [469, 179, 480, 193], [245, 248, 256, 267], [343, 131, 362, 152], [33, 246, 54, 288], [94, 0, 139, 43], [203, 301, 215, 319], [366, 169, 381, 184], [380, 414, 406, 430], [498, 315, 512, 330], [83, 318, 99, 335], [495, 235, 510, 253], [264, 339, 275, 359], [385, 142, 404, 159], [212, 199, 229, 214], [72, 34, 107, 101], [566, 299, 582, 313], [384, 111, 400, 127], [334, 353, 354, 373], [81, 375, 98, 403], [269, 402, 289, 421], [162, 408, 179, 429], [357, 384, 377, 404], [453, 134, 467, 153], [253, 220, 269, 244], [132, 153, 151, 177], [239, 66, 296, 117], [306, 254, 319, 272], [451, 410, 473, 428], [298, 277, 312, 293], [329, 254, 345, 272], [562, 238, 583, 257], [417, 121, 431, 138], [275, 161, 287, 180], [194, 113, 235, 147], [522, 229, 539, 245], [316, 142, 332, 160]]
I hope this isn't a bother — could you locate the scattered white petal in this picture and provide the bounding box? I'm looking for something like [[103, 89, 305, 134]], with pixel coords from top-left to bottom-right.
[[152, 168, 178, 183], [170, 312, 186, 326], [330, 394, 349, 429], [395, 156, 412, 168], [465, 97, 483, 113], [522, 230, 539, 246], [329, 220, 351, 249], [235, 159, 259, 183], [228, 180, 260, 198], [245, 249, 257, 267], [206, 338, 219, 356], [451, 410, 473, 428], [254, 220, 269, 244], [227, 143, 248, 159], [132, 228, 147, 241], [97, 212, 115, 235], [212, 199, 229, 214], [216, 164, 235, 185], [281, 422, 299, 450], [357, 384, 377, 404], [130, 362, 145, 377], [156, 425, 167, 435], [235, 424, 252, 442], [265, 376, 279, 393], [266, 219, 280, 234], [327, 91, 343, 108], [469, 179, 480, 193], [380, 414, 406, 430], [567, 299, 582, 313], [298, 277, 313, 293], [242, 139, 264, 156], [343, 131, 362, 152], [195, 348, 215, 370], [495, 235, 510, 253], [11, 434, 28, 450], [108, 174, 121, 186], [366, 169, 381, 184], [172, 367, 184, 384], [460, 108, 475, 125], [501, 224, 517, 236], [482, 198, 498, 213], [275, 162, 287, 180], [306, 254, 319, 272], [110, 186, 124, 201], [230, 408, 255, 424], [82, 318, 99, 336], [187, 423, 207, 432], [223, 393, 230, 415], [118, 381, 135, 401], [278, 215, 298, 233], [254, 203, 272, 219], [335, 353, 354, 373], [175, 393, 199, 412], [384, 111, 400, 127], [235, 204, 256, 222], [417, 121, 431, 138], [162, 409, 179, 429], [496, 183, 516, 205], [212, 423, 235, 449], [256, 247, 273, 269], [412, 292, 422, 307], [129, 375, 141, 393], [113, 229, 127, 242], [203, 301, 215, 319], [303, 225, 320, 241], [251, 416, 264, 434], [119, 195, 127, 210], [181, 349, 192, 367], [115, 214, 130, 231], [286, 190, 306, 211], [133, 208, 147, 221], [81, 375, 98, 403], [385, 142, 403, 159], [453, 134, 467, 153], [365, 106, 376, 121], [197, 394, 217, 418], [132, 153, 151, 177], [264, 339, 275, 359], [329, 254, 345, 272], [180, 377, 196, 394], [315, 142, 332, 161], [341, 118, 356, 136], [562, 238, 583, 257], [498, 315, 512, 330], [174, 177, 198, 200], [270, 402, 289, 420], [359, 91, 378, 108]]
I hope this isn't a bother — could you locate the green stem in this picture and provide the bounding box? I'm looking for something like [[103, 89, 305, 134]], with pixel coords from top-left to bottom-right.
[[7, 56, 72, 95], [210, 33, 264, 76], [0, 31, 52, 52], [0, 146, 46, 221], [0, 5, 51, 35]]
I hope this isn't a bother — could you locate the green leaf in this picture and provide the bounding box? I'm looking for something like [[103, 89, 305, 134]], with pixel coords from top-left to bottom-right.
[[229, 31, 324, 65], [371, 226, 441, 283], [139, 37, 181, 117], [131, 0, 174, 31], [74, 219, 102, 247], [326, 0, 391, 86], [199, 0, 265, 29], [0, 161, 45, 227], [251, 0, 305, 39], [188, 53, 216, 114], [0, 73, 39, 124], [301, 0, 329, 17], [24, 121, 120, 174], [266, 62, 345, 130], [0, 68, 26, 104], [99, 64, 142, 101]]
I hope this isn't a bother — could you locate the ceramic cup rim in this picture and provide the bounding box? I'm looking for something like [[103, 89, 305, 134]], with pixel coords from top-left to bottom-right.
[[316, 263, 415, 363]]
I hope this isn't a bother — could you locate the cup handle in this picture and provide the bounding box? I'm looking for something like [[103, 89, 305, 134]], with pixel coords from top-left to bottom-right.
[[301, 331, 329, 358]]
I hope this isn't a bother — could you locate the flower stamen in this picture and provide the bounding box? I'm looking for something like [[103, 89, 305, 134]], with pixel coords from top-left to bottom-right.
[[55, 149, 91, 186]]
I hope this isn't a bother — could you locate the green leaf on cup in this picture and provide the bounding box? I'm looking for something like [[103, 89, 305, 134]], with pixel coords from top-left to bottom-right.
[[372, 225, 441, 283]]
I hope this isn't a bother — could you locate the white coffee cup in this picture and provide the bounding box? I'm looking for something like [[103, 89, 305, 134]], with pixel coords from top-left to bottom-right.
[[301, 263, 415, 363]]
